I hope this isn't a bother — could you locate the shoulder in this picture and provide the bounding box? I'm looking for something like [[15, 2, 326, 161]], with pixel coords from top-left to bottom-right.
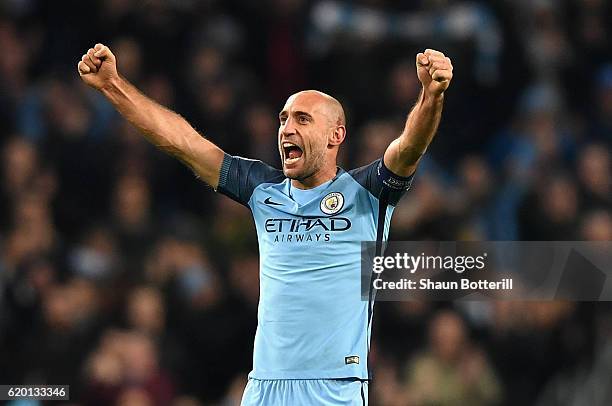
[[217, 153, 285, 206]]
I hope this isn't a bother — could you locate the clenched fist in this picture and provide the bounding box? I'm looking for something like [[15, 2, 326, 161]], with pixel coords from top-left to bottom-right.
[[77, 43, 118, 91], [416, 49, 453, 96]]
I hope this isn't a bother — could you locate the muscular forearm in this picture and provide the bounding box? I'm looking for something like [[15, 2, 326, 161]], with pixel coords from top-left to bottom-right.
[[399, 90, 444, 163], [101, 76, 224, 187], [384, 90, 444, 176]]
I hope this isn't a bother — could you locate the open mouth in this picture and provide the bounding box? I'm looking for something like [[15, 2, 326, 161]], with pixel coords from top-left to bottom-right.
[[282, 141, 303, 165]]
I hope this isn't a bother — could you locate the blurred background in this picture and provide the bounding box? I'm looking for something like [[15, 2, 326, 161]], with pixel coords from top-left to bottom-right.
[[0, 0, 611, 405]]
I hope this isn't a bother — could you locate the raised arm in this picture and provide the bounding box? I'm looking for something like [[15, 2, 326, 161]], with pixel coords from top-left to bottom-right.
[[77, 43, 224, 188], [384, 49, 453, 177]]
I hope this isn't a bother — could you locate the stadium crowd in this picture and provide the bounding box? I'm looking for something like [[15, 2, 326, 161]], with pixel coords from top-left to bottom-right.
[[0, 0, 610, 405]]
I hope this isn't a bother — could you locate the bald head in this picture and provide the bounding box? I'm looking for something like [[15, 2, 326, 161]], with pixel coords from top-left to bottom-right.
[[288, 90, 346, 127]]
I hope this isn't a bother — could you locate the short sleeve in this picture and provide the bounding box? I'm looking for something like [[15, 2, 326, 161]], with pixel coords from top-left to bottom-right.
[[347, 158, 414, 206], [216, 153, 285, 207]]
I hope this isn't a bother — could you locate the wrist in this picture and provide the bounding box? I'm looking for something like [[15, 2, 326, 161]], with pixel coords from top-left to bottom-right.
[[421, 88, 444, 106], [100, 75, 122, 98]]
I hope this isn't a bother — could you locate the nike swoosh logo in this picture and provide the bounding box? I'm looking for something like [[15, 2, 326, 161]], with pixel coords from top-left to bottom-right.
[[264, 197, 283, 206]]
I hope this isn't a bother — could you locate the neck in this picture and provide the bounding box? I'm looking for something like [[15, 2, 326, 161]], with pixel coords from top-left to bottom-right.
[[291, 165, 338, 189]]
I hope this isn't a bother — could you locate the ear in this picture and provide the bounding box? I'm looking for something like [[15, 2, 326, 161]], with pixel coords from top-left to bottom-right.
[[329, 125, 346, 146]]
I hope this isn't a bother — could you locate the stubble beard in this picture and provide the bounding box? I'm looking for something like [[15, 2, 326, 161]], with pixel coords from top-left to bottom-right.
[[285, 149, 326, 182]]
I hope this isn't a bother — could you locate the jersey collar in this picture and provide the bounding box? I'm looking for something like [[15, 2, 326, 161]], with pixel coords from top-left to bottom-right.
[[286, 166, 345, 200]]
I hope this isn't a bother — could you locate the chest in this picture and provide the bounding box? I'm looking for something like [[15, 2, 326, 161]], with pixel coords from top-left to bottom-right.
[[250, 181, 378, 244]]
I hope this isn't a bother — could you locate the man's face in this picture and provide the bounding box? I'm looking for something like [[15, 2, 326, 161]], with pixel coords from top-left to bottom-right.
[[278, 93, 332, 181]]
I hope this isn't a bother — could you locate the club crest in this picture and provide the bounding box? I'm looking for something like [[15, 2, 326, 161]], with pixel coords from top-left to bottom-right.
[[320, 192, 344, 215]]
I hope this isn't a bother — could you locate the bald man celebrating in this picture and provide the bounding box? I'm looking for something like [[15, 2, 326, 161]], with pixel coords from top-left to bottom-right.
[[78, 43, 452, 405]]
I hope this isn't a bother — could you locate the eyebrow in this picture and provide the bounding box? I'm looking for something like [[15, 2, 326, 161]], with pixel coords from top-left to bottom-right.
[[279, 110, 314, 120]]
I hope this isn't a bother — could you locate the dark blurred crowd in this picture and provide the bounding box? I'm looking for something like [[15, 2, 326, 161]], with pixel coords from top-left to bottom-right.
[[0, 0, 610, 405]]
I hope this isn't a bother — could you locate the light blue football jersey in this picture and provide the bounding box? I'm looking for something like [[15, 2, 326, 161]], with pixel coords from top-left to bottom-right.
[[217, 154, 413, 380]]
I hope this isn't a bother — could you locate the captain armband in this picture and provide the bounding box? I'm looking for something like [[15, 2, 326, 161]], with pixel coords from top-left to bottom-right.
[[376, 160, 414, 191]]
